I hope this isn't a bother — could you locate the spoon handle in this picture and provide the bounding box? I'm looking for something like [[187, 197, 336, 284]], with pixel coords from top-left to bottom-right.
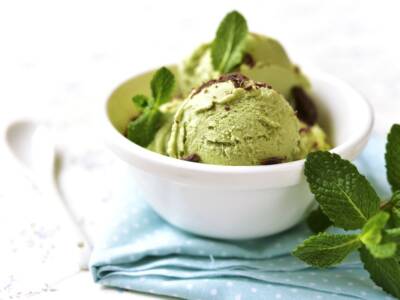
[[47, 177, 93, 270]]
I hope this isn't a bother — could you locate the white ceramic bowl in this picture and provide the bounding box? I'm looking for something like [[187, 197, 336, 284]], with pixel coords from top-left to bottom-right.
[[103, 67, 373, 240]]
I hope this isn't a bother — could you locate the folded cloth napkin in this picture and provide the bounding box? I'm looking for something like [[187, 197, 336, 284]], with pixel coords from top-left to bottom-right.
[[90, 137, 395, 300]]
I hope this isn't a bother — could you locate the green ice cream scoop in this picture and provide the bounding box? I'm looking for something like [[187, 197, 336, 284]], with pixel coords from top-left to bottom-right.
[[167, 73, 301, 166], [179, 33, 310, 99]]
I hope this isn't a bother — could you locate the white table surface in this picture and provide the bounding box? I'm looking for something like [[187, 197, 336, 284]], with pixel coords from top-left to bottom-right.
[[1, 0, 400, 298]]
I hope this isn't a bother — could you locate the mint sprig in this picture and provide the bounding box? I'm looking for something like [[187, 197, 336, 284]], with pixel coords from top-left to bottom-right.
[[386, 124, 400, 191], [127, 67, 175, 147], [293, 123, 400, 299], [211, 11, 248, 73]]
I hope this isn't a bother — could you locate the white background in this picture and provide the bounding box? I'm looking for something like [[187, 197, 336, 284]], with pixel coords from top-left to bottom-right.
[[1, 0, 400, 298]]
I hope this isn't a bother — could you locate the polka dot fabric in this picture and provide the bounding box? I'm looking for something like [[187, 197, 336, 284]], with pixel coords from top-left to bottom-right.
[[90, 137, 395, 299]]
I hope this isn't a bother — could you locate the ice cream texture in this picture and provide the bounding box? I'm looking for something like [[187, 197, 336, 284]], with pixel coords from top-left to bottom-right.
[[296, 121, 331, 160], [179, 33, 310, 99], [167, 74, 301, 166]]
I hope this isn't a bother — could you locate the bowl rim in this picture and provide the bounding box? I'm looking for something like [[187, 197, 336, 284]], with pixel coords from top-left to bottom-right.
[[103, 67, 374, 180]]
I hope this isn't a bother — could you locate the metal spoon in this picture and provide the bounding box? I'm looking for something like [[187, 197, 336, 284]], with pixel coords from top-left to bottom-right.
[[4, 119, 92, 270]]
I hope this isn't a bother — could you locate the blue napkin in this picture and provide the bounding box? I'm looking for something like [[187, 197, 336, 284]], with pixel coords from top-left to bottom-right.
[[90, 137, 395, 300]]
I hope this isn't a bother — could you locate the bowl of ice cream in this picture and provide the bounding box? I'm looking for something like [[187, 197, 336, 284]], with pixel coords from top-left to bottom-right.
[[102, 12, 373, 239], [103, 66, 372, 239]]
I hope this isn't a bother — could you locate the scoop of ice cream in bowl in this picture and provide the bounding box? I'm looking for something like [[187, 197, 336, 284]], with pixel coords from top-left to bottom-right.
[[102, 12, 373, 239]]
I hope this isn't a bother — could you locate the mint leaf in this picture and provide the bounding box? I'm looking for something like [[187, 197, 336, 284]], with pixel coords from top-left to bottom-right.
[[292, 233, 361, 267], [366, 243, 397, 259], [360, 211, 390, 245], [305, 151, 380, 230], [132, 94, 149, 109], [386, 124, 400, 192], [306, 207, 332, 233], [211, 11, 248, 73], [359, 246, 400, 298], [127, 67, 175, 147], [360, 212, 396, 259], [151, 67, 175, 106], [127, 107, 162, 147]]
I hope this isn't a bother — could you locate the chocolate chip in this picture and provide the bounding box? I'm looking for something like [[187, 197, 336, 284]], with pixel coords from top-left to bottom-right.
[[260, 157, 285, 165], [291, 86, 318, 126], [293, 65, 301, 74], [182, 154, 201, 163], [224, 105, 231, 111], [219, 73, 249, 88], [242, 53, 255, 68]]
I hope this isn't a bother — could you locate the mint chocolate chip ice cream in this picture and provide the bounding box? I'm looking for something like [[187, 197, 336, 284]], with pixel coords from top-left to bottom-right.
[[167, 74, 301, 166]]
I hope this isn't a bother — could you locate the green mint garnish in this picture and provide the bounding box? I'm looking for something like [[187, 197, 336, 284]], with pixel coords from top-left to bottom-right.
[[293, 233, 361, 268], [360, 211, 397, 258], [359, 246, 400, 298], [211, 11, 248, 73], [360, 212, 390, 245], [294, 123, 400, 299], [127, 109, 162, 147], [150, 67, 175, 106], [305, 151, 380, 230], [127, 67, 175, 147], [386, 124, 400, 191]]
